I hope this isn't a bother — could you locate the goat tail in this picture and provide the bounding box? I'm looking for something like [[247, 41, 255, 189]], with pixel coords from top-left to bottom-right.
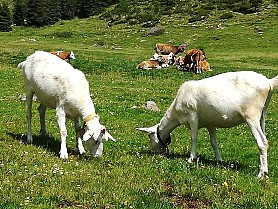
[[17, 60, 26, 69], [271, 75, 278, 90]]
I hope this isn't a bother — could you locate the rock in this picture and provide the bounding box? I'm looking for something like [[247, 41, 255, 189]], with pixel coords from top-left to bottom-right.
[[144, 27, 165, 36], [142, 101, 160, 112]]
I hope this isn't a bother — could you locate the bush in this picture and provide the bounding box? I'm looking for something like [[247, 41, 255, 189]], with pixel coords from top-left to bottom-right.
[[0, 2, 12, 32], [188, 8, 209, 23], [188, 15, 203, 23], [51, 31, 74, 38], [219, 12, 234, 20]]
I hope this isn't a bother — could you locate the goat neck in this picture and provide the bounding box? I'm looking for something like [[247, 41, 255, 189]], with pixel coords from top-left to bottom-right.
[[158, 102, 180, 140]]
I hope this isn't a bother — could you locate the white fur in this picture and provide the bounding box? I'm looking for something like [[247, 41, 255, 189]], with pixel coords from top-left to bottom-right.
[[137, 71, 278, 178], [18, 51, 115, 159], [150, 52, 175, 66], [69, 51, 76, 60]]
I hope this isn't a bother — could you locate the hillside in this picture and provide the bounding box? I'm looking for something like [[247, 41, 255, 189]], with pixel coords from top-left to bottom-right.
[[0, 3, 278, 209]]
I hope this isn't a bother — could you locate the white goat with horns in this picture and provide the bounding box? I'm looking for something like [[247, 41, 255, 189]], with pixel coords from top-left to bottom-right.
[[137, 71, 278, 178], [18, 51, 115, 159]]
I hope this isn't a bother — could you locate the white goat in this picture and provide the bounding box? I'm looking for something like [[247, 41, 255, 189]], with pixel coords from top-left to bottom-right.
[[18, 51, 115, 159], [137, 71, 278, 178]]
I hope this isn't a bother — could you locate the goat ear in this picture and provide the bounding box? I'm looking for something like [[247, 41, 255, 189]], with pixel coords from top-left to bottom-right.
[[106, 132, 116, 142], [83, 132, 93, 141], [136, 127, 155, 134]]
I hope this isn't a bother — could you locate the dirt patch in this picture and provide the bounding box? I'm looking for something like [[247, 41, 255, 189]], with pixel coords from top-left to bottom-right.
[[57, 200, 91, 208], [162, 182, 210, 209], [173, 195, 209, 209]]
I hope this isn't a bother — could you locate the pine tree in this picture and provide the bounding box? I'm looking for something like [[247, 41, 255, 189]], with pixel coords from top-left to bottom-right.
[[76, 0, 94, 18], [250, 0, 263, 11], [0, 2, 12, 32], [60, 0, 76, 20], [13, 0, 27, 26], [48, 0, 61, 25], [25, 0, 48, 27]]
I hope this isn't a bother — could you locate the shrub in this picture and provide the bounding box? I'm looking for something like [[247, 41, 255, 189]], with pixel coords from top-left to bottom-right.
[[219, 12, 234, 20], [51, 31, 74, 38], [188, 15, 203, 23], [0, 2, 12, 32]]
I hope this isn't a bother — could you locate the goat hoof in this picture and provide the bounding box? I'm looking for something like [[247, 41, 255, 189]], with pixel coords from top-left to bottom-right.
[[216, 160, 224, 166], [78, 148, 86, 155], [40, 130, 47, 136], [60, 151, 68, 159], [258, 172, 269, 179], [187, 157, 198, 163]]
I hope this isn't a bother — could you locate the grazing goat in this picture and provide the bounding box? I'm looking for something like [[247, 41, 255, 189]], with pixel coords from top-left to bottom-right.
[[137, 71, 278, 178], [50, 51, 76, 63], [154, 42, 188, 55], [18, 51, 115, 159], [180, 48, 210, 73]]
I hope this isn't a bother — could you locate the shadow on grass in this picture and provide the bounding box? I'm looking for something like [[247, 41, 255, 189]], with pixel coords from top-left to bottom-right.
[[7, 132, 81, 158], [137, 149, 248, 173]]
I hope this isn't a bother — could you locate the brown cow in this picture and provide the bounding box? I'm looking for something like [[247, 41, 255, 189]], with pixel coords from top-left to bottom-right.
[[50, 51, 76, 63], [137, 58, 168, 70], [154, 42, 188, 55], [199, 60, 211, 72], [180, 48, 210, 73]]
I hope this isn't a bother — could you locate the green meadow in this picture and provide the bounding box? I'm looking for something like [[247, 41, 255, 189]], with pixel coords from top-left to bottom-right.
[[0, 7, 278, 209]]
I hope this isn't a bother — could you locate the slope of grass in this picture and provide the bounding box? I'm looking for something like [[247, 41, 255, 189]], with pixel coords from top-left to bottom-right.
[[0, 6, 278, 208]]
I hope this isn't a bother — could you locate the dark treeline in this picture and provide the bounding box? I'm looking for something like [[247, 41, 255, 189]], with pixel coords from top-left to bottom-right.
[[0, 0, 118, 31], [0, 0, 277, 32], [13, 0, 118, 27]]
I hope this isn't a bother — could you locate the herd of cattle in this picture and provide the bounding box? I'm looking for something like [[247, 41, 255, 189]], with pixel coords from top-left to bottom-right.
[[137, 42, 211, 74], [51, 43, 211, 74]]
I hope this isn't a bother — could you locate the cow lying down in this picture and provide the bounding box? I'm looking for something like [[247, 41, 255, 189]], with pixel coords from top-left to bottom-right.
[[137, 60, 168, 70], [137, 53, 175, 70]]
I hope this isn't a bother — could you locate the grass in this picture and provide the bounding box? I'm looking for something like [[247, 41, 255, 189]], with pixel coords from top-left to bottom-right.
[[0, 6, 278, 208]]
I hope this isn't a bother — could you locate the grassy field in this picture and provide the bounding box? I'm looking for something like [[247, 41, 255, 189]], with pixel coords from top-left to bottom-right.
[[0, 6, 278, 209]]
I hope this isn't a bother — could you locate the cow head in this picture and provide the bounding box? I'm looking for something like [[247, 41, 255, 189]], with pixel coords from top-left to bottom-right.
[[150, 53, 159, 61], [199, 60, 211, 72], [69, 51, 76, 60], [82, 115, 116, 157], [177, 45, 186, 53], [178, 42, 189, 53]]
